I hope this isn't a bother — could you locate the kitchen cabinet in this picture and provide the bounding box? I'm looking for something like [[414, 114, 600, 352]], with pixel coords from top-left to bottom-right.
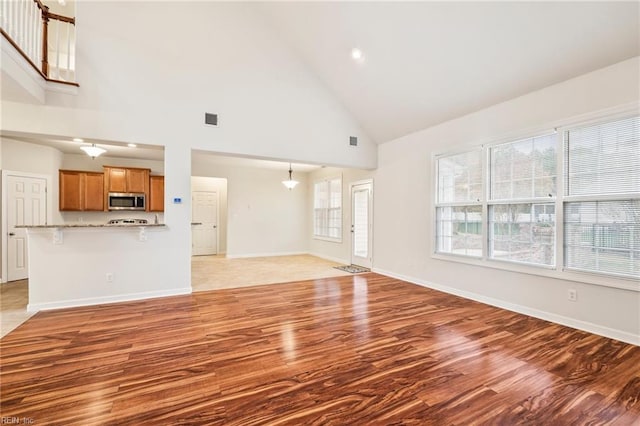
[[149, 175, 164, 212], [104, 166, 150, 194], [59, 170, 104, 211]]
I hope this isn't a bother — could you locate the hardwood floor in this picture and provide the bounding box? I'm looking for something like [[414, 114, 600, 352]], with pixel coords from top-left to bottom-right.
[[1, 273, 639, 424]]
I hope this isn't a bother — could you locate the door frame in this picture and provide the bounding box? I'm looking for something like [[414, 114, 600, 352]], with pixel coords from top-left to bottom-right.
[[1, 170, 52, 283], [191, 190, 220, 256], [349, 179, 373, 269]]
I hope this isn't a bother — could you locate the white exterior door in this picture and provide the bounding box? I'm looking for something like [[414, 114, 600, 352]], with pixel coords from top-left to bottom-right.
[[351, 181, 373, 269], [7, 175, 47, 281], [191, 191, 218, 256]]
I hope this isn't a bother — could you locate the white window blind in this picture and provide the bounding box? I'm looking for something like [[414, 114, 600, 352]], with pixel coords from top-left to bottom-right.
[[488, 133, 557, 266], [437, 150, 482, 203], [565, 116, 640, 196], [564, 116, 639, 278], [314, 177, 342, 240], [490, 134, 557, 200], [435, 150, 482, 257]]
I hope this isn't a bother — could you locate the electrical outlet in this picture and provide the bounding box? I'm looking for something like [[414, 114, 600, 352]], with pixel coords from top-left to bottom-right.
[[106, 273, 114, 283], [567, 289, 577, 302]]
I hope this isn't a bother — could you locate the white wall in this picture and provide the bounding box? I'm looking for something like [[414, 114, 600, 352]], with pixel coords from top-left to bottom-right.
[[374, 57, 640, 344], [308, 167, 374, 264], [192, 155, 309, 257], [191, 176, 228, 254], [1, 2, 376, 169]]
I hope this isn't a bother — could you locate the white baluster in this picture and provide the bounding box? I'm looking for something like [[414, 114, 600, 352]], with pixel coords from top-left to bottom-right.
[[55, 19, 60, 80], [27, 0, 32, 60], [65, 22, 71, 80]]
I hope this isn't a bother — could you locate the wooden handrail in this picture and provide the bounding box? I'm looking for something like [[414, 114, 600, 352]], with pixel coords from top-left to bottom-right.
[[48, 12, 75, 25]]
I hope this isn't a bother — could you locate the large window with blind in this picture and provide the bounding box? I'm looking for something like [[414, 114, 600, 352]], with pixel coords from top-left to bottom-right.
[[314, 177, 342, 241], [434, 113, 639, 283], [563, 116, 639, 278]]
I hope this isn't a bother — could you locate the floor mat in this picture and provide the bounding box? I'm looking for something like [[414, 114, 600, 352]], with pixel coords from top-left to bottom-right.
[[334, 265, 371, 274]]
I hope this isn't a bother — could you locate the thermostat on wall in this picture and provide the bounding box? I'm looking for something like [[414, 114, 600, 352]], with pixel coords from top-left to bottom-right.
[[173, 197, 182, 204]]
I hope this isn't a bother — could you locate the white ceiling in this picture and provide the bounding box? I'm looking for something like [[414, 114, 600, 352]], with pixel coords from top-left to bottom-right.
[[259, 1, 640, 143]]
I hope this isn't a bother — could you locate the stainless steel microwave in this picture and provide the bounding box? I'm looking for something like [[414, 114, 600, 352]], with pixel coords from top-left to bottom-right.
[[108, 193, 146, 211]]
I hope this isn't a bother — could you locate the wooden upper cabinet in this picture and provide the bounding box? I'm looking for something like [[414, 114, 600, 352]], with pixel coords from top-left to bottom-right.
[[149, 175, 165, 212], [107, 168, 127, 193], [59, 170, 104, 211], [104, 166, 150, 194], [83, 173, 105, 211], [126, 168, 149, 193]]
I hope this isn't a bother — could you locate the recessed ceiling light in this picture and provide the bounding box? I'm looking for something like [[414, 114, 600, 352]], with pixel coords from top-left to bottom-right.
[[351, 48, 365, 63], [73, 138, 84, 143], [128, 143, 137, 148]]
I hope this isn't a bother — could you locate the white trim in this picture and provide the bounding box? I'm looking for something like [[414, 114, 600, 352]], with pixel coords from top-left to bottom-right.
[[27, 287, 192, 312], [349, 179, 374, 269], [372, 267, 639, 347], [1, 170, 52, 284], [225, 251, 307, 259]]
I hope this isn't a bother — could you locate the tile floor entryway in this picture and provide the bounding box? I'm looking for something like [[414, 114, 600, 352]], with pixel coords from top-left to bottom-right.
[[0, 279, 36, 338], [1, 255, 354, 338]]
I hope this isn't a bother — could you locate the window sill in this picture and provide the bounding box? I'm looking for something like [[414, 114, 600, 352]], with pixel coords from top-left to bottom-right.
[[431, 252, 639, 292]]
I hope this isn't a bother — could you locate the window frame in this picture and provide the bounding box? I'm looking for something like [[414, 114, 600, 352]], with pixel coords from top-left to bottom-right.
[[313, 175, 343, 243], [431, 106, 640, 292]]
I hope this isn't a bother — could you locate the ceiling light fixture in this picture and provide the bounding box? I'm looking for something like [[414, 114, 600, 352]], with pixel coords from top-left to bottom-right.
[[80, 144, 106, 159], [351, 47, 365, 63], [282, 163, 299, 190]]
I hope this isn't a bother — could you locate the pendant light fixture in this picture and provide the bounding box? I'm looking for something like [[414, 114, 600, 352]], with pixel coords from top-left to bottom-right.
[[80, 144, 106, 159], [282, 163, 299, 190]]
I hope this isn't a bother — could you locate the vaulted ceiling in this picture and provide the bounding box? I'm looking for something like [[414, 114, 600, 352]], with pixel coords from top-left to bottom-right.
[[258, 2, 639, 144]]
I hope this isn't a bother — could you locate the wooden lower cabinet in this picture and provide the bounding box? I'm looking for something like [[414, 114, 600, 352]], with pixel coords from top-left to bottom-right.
[[59, 170, 104, 211], [149, 175, 164, 212]]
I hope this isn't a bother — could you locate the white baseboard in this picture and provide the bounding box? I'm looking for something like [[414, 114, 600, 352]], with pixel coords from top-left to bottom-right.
[[27, 287, 193, 312], [308, 252, 350, 265], [225, 251, 308, 259], [372, 267, 640, 347]]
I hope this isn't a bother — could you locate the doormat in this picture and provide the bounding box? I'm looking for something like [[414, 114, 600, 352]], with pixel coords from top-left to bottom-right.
[[334, 265, 371, 274]]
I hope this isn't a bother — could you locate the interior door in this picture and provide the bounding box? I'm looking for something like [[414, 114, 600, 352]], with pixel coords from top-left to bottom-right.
[[7, 175, 47, 281], [192, 191, 218, 256], [351, 181, 373, 269]]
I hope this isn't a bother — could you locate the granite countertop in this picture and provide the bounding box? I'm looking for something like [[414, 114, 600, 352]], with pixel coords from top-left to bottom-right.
[[16, 224, 167, 228]]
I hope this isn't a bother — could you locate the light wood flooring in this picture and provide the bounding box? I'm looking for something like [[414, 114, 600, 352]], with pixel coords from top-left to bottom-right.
[[1, 273, 639, 424]]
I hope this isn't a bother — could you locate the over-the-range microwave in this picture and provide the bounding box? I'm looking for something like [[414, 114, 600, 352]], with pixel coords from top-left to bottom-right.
[[108, 192, 146, 211]]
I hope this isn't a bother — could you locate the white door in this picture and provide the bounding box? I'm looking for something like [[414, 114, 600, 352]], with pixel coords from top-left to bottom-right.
[[7, 175, 47, 281], [351, 181, 373, 269], [192, 191, 218, 256]]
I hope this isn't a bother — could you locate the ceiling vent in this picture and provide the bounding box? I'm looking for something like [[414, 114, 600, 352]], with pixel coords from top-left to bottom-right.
[[205, 113, 218, 126], [349, 136, 358, 146]]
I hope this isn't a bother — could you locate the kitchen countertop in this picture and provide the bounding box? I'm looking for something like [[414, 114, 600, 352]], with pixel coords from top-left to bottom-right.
[[16, 224, 166, 228]]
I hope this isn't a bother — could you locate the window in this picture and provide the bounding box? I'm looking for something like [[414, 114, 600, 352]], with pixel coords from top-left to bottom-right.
[[435, 150, 483, 257], [314, 177, 342, 241], [433, 113, 640, 284], [488, 134, 557, 266], [564, 116, 640, 278]]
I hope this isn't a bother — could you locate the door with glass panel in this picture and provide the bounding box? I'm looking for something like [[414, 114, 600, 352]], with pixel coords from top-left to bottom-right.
[[351, 181, 373, 269]]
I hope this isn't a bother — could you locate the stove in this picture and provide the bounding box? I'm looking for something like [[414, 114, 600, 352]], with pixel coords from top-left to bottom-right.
[[106, 218, 148, 225]]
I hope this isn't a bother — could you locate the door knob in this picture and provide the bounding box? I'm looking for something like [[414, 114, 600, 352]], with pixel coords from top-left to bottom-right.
[[9, 232, 15, 236]]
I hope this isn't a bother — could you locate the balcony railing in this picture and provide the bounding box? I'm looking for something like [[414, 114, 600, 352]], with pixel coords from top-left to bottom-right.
[[0, 0, 77, 85]]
